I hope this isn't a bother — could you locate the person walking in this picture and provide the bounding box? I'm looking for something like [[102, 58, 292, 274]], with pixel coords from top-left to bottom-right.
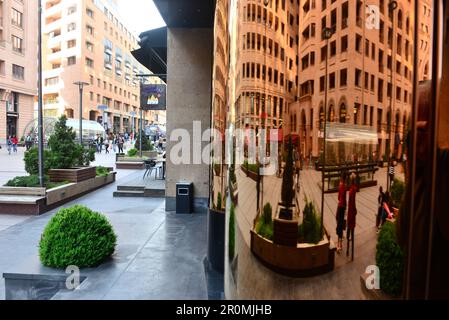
[[25, 134, 32, 151], [294, 148, 301, 188], [118, 135, 124, 154], [104, 138, 110, 154], [347, 173, 358, 261], [11, 136, 18, 153], [376, 186, 385, 232], [336, 173, 347, 253], [6, 136, 12, 155]]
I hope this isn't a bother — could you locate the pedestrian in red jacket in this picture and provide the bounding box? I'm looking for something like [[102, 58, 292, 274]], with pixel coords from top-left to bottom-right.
[[336, 173, 347, 253], [346, 173, 358, 260]]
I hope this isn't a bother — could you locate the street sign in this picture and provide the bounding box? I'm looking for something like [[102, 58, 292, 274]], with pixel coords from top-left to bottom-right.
[[140, 84, 166, 111], [97, 105, 108, 111]]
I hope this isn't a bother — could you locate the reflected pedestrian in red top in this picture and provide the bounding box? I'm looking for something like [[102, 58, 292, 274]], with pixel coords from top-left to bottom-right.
[[346, 173, 357, 261], [336, 173, 347, 253]]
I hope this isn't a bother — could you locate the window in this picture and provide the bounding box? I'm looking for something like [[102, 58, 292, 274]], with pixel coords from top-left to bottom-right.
[[356, 34, 362, 53], [86, 41, 94, 52], [355, 69, 362, 87], [365, 39, 370, 57], [370, 75, 375, 92], [364, 72, 369, 89], [12, 64, 24, 80], [11, 36, 23, 54], [321, 45, 327, 61], [0, 60, 5, 76], [11, 9, 23, 28], [67, 56, 76, 66], [86, 25, 94, 35], [320, 76, 325, 92], [67, 6, 77, 15], [67, 40, 76, 48], [89, 75, 94, 85], [342, 2, 349, 29], [86, 58, 94, 68], [340, 69, 347, 87], [45, 77, 58, 86], [330, 40, 336, 56], [86, 8, 94, 18], [67, 23, 76, 32], [341, 35, 348, 52], [329, 72, 336, 89]]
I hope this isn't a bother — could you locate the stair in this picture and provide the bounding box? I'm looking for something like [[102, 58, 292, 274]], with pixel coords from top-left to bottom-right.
[[113, 185, 164, 198], [113, 189, 145, 197]]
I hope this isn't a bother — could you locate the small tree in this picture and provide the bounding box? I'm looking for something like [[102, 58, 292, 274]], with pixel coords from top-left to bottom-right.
[[134, 130, 154, 151], [47, 116, 95, 169], [281, 137, 294, 207]]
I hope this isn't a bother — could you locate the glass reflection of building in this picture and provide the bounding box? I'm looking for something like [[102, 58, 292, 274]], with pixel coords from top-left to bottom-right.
[[208, 0, 435, 300]]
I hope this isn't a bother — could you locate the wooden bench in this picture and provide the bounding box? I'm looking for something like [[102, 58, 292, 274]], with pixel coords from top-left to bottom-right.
[[116, 161, 145, 170]]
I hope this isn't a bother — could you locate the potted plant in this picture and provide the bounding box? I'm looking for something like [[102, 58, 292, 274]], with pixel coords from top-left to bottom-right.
[[390, 178, 405, 217], [278, 137, 295, 220]]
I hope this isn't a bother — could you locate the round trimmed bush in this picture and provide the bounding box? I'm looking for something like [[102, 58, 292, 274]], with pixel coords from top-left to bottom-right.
[[39, 205, 117, 268]]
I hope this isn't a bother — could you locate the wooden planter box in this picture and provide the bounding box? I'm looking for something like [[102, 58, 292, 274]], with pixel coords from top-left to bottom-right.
[[240, 165, 258, 182], [48, 167, 96, 183], [250, 228, 335, 277], [142, 150, 158, 158]]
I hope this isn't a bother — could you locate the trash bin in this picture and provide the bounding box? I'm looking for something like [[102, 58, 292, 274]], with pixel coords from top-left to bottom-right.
[[176, 181, 193, 214]]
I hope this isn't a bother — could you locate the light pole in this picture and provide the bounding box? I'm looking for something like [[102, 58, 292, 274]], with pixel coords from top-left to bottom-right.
[[74, 81, 89, 145], [386, 0, 398, 192], [37, 0, 44, 187], [320, 27, 334, 237]]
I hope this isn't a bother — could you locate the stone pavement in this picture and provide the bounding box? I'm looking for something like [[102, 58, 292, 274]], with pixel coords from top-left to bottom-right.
[[0, 169, 209, 300], [228, 165, 405, 300]]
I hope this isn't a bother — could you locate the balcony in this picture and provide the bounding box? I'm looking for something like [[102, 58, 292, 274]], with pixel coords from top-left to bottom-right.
[[115, 69, 122, 76], [105, 47, 112, 55], [104, 62, 112, 70], [116, 55, 123, 63], [47, 50, 63, 62]]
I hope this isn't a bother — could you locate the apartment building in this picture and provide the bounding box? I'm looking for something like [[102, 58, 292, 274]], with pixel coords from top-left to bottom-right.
[[234, 0, 299, 134], [42, 0, 165, 134], [288, 0, 431, 160], [0, 0, 38, 144]]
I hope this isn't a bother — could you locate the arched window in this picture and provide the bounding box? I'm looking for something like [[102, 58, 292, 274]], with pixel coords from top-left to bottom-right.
[[406, 17, 410, 34], [328, 105, 335, 122], [339, 103, 347, 123]]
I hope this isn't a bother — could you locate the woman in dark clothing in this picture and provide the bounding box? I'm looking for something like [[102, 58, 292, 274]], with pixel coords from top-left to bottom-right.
[[376, 186, 385, 232], [347, 173, 358, 261], [336, 173, 347, 253]]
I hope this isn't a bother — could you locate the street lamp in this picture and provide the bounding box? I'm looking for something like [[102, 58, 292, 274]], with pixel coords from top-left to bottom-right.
[[320, 26, 334, 237], [37, 0, 44, 187], [386, 0, 397, 191], [74, 81, 89, 145]]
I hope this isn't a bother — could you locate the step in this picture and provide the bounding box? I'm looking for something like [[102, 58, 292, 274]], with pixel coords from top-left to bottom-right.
[[144, 188, 165, 197], [117, 185, 145, 192], [113, 190, 145, 198]]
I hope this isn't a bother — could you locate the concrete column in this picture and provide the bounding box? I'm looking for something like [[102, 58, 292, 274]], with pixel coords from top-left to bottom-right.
[[165, 28, 213, 213]]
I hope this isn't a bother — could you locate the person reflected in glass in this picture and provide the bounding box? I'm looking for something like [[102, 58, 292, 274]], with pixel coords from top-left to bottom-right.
[[336, 173, 347, 253], [376, 186, 385, 233], [347, 173, 358, 260]]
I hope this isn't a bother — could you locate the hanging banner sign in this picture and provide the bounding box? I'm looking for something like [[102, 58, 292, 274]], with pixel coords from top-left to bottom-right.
[[140, 84, 167, 111]]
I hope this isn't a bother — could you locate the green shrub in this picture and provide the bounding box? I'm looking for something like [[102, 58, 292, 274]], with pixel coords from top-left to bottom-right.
[[134, 131, 153, 151], [262, 202, 272, 225], [256, 217, 273, 241], [96, 166, 109, 177], [24, 147, 53, 175], [281, 137, 294, 207], [243, 160, 259, 174], [300, 198, 322, 244], [127, 148, 138, 157], [391, 179, 405, 208], [376, 221, 405, 296], [229, 203, 236, 259], [39, 205, 117, 269], [4, 175, 68, 189], [216, 192, 223, 211], [47, 116, 95, 169]]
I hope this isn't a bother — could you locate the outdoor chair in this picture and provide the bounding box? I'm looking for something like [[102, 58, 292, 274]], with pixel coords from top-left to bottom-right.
[[143, 160, 157, 179]]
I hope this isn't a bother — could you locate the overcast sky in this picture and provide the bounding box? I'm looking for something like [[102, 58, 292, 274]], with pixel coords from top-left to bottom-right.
[[117, 0, 166, 35]]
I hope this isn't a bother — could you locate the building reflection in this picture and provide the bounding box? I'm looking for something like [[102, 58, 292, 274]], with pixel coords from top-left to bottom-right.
[[210, 0, 432, 299]]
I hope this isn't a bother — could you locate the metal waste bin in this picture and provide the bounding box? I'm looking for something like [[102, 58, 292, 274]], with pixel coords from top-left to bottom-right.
[[176, 181, 193, 214]]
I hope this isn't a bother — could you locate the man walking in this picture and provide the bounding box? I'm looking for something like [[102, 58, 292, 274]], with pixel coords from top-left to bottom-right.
[[347, 173, 358, 261]]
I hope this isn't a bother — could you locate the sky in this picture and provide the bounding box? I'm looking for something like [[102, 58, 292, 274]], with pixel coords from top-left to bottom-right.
[[117, 0, 166, 35]]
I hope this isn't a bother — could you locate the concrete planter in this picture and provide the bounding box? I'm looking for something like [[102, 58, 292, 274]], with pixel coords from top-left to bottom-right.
[[142, 150, 158, 158], [207, 208, 225, 273], [0, 172, 116, 215], [46, 173, 116, 206], [48, 167, 96, 183], [250, 228, 335, 277]]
